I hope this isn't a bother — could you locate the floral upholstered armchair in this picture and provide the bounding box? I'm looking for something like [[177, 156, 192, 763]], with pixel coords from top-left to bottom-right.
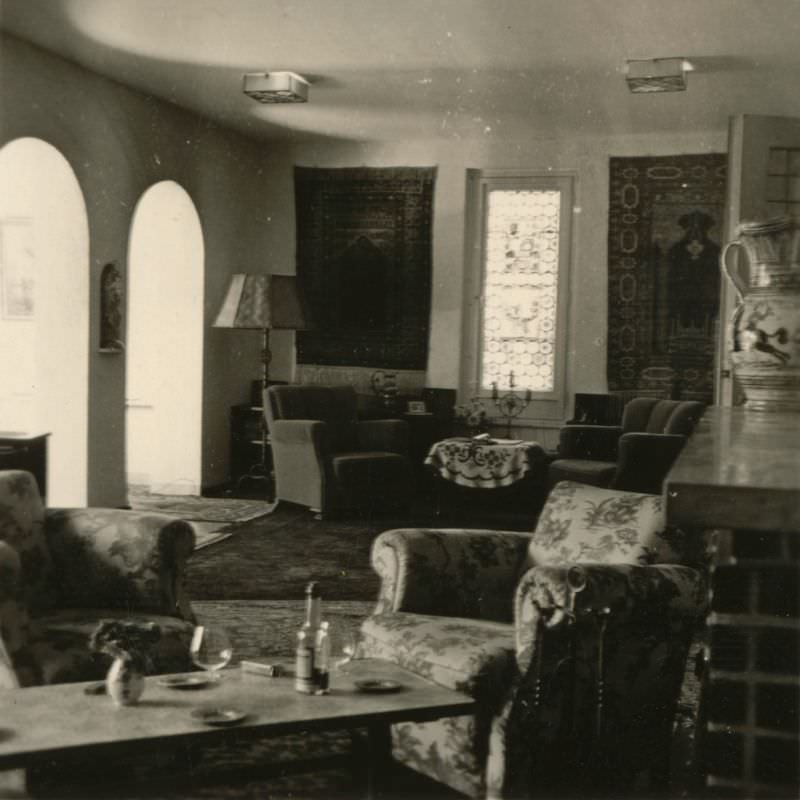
[[360, 480, 708, 799], [0, 470, 196, 688]]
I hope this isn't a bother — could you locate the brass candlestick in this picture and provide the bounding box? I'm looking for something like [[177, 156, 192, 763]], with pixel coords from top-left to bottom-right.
[[491, 371, 532, 438]]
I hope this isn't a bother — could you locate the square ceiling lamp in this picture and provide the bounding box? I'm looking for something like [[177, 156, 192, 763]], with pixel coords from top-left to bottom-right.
[[242, 71, 309, 103], [625, 58, 694, 93]]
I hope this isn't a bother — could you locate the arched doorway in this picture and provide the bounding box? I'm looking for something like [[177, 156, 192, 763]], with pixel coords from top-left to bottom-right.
[[126, 181, 204, 496], [0, 137, 89, 506]]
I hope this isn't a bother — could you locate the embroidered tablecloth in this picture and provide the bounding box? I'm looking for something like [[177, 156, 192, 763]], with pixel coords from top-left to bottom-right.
[[425, 437, 545, 489]]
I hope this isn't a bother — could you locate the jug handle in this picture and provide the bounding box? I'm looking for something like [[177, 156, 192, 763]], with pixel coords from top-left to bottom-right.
[[721, 241, 748, 301]]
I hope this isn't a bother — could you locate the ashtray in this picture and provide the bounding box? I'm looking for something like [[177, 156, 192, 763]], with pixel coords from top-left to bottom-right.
[[191, 707, 248, 726], [354, 679, 403, 694]]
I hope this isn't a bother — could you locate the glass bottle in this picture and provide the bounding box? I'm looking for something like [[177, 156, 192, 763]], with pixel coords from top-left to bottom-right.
[[314, 621, 330, 694], [295, 581, 321, 694]]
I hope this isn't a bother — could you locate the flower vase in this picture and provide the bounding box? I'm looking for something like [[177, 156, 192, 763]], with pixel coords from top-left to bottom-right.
[[721, 214, 800, 411], [106, 656, 145, 706]]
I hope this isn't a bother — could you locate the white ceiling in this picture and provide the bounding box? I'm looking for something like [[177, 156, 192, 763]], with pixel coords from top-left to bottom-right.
[[2, 0, 800, 144]]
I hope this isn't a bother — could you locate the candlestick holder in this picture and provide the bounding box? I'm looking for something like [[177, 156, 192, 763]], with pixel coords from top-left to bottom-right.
[[491, 371, 532, 438]]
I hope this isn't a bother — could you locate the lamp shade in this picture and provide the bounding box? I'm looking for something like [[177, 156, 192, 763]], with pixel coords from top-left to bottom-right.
[[213, 274, 309, 330]]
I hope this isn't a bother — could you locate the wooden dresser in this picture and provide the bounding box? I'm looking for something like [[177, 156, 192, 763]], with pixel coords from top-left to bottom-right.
[[665, 407, 799, 797]]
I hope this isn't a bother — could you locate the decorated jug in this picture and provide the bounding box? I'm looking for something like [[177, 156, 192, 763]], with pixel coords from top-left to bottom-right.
[[721, 215, 800, 411]]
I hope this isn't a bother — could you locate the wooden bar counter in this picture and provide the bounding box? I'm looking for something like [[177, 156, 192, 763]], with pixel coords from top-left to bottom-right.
[[665, 407, 800, 798]]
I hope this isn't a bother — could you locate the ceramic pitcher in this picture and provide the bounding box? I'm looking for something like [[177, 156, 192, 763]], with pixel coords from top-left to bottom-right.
[[721, 214, 800, 411]]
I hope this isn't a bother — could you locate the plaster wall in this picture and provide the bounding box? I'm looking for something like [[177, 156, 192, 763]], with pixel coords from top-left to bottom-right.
[[0, 34, 291, 504]]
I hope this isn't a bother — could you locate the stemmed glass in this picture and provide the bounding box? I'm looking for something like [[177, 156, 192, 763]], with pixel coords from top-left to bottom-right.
[[329, 626, 359, 676], [190, 625, 233, 682]]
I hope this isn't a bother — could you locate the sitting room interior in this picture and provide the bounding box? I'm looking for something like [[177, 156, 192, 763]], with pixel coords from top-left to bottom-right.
[[1, 1, 798, 798]]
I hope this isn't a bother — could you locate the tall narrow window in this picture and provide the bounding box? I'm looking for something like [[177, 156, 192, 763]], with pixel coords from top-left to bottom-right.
[[464, 171, 573, 423]]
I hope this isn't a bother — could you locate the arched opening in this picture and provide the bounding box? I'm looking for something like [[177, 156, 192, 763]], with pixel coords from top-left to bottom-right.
[[0, 137, 89, 506], [126, 181, 204, 496]]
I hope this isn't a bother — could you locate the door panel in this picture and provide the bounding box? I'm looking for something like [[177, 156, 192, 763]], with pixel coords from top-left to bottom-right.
[[717, 115, 800, 405]]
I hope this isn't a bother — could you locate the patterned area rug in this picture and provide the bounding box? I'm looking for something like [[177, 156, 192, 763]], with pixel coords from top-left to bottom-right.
[[129, 490, 277, 523]]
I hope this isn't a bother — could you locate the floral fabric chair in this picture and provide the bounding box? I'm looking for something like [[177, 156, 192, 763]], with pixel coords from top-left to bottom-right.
[[0, 470, 196, 688], [360, 480, 708, 799]]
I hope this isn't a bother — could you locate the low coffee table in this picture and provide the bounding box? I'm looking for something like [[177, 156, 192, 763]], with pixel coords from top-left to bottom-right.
[[0, 659, 475, 798]]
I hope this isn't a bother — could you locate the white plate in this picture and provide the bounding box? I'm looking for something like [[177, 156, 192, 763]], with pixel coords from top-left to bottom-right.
[[157, 674, 212, 689], [191, 707, 248, 726]]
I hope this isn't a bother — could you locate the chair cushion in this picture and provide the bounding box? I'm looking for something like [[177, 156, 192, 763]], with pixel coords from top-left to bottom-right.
[[24, 609, 195, 686], [527, 480, 688, 567], [0, 470, 53, 612], [331, 452, 412, 507], [360, 612, 515, 696], [547, 458, 617, 488]]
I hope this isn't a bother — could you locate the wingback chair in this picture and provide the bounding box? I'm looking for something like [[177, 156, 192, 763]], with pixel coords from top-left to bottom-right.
[[548, 397, 705, 494], [265, 384, 414, 516], [0, 470, 196, 688], [359, 480, 708, 799]]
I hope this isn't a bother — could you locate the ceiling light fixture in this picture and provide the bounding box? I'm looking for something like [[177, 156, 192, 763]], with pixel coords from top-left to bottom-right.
[[625, 58, 694, 93], [242, 71, 310, 104]]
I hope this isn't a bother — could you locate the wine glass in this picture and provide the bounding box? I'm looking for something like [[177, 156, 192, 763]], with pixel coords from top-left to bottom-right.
[[329, 625, 359, 676], [190, 625, 233, 682]]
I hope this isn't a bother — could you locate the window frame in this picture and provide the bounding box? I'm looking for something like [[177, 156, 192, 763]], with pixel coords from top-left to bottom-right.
[[461, 169, 575, 426]]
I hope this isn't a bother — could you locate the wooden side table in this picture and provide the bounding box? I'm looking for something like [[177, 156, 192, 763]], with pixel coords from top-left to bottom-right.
[[0, 432, 49, 503], [230, 405, 272, 497]]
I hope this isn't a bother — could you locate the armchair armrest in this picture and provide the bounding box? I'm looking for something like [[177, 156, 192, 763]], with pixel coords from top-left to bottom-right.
[[371, 527, 532, 622], [269, 419, 328, 448], [0, 541, 31, 688], [44, 509, 196, 619], [514, 562, 707, 665], [611, 432, 686, 494], [356, 419, 409, 455], [557, 425, 622, 460]]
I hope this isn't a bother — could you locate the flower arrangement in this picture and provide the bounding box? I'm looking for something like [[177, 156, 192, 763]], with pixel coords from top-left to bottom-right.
[[89, 619, 161, 671], [454, 397, 489, 433]]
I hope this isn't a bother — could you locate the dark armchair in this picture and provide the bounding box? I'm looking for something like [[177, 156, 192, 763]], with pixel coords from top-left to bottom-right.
[[264, 384, 414, 516], [548, 397, 705, 494]]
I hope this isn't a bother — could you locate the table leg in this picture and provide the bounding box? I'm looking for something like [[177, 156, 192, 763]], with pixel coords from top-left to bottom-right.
[[364, 722, 392, 799]]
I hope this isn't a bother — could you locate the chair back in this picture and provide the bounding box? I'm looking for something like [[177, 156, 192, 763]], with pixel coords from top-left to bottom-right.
[[0, 470, 52, 612], [526, 480, 703, 568], [621, 398, 705, 435], [265, 384, 359, 452]]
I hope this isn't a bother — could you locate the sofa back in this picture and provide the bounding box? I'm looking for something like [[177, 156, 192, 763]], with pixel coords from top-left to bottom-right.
[[622, 398, 705, 436]]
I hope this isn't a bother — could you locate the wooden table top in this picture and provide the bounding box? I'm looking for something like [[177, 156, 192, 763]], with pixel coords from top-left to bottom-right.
[[0, 660, 475, 770], [665, 406, 800, 531]]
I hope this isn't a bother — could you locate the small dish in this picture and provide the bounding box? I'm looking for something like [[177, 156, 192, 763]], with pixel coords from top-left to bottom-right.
[[191, 707, 248, 726], [354, 679, 403, 694], [157, 674, 212, 690]]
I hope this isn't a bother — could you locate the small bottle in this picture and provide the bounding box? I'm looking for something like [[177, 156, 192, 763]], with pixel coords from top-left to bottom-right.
[[295, 581, 322, 694], [314, 621, 330, 694]]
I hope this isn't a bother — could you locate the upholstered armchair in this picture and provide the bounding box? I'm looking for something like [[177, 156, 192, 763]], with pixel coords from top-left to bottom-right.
[[548, 397, 705, 494], [359, 480, 708, 799], [265, 384, 414, 516], [0, 470, 196, 689]]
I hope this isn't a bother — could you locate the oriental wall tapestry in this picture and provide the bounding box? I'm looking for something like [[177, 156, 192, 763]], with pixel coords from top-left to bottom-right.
[[607, 154, 727, 403], [294, 166, 435, 370]]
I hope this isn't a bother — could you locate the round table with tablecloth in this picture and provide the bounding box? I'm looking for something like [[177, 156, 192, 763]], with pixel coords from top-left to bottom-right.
[[424, 437, 546, 489]]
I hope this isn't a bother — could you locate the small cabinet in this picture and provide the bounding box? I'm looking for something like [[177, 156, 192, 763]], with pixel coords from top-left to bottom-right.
[[230, 405, 271, 491]]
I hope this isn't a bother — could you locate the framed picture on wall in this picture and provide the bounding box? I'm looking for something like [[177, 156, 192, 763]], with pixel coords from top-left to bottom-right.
[[0, 218, 35, 320]]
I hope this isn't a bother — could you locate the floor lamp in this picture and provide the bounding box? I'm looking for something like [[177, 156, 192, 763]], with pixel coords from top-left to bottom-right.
[[213, 273, 309, 491]]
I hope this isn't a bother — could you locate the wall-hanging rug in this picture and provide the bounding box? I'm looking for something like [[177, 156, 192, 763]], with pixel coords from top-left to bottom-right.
[[294, 166, 435, 370], [607, 154, 727, 403]]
